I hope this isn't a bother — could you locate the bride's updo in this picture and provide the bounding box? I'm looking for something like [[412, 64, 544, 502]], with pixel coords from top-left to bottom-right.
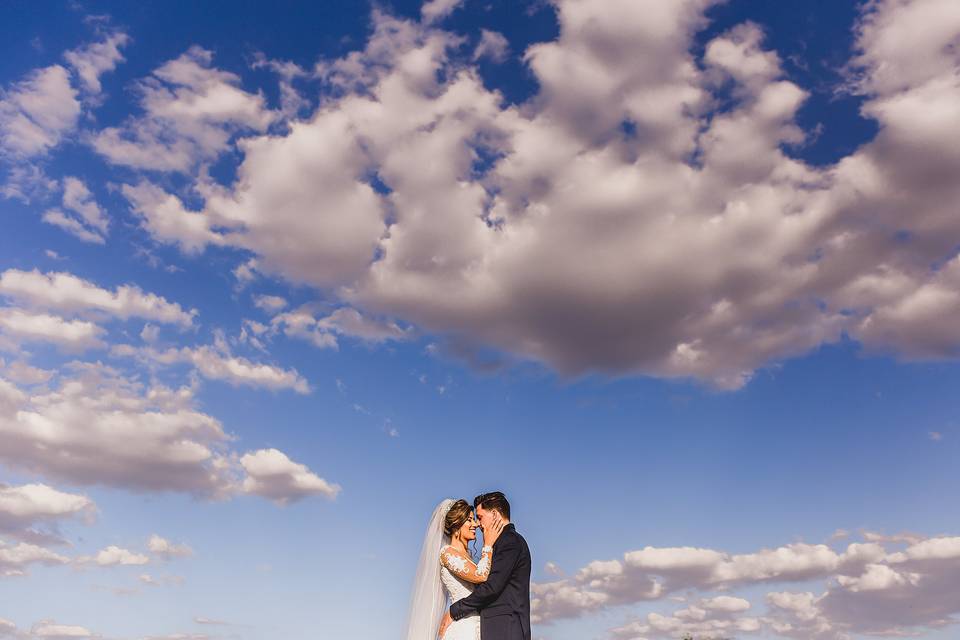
[[443, 499, 473, 538]]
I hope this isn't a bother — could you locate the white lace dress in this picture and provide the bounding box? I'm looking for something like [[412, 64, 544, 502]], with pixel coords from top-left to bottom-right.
[[439, 545, 492, 640]]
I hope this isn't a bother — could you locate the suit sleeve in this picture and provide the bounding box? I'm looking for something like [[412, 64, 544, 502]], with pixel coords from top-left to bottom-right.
[[450, 535, 521, 620]]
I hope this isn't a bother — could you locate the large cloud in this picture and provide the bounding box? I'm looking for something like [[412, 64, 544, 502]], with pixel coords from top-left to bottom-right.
[[0, 269, 196, 327], [0, 362, 332, 501], [0, 483, 95, 545], [533, 532, 960, 639], [106, 0, 960, 389]]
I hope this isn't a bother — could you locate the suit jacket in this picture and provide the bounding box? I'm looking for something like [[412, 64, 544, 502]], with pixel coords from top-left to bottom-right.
[[450, 523, 531, 640]]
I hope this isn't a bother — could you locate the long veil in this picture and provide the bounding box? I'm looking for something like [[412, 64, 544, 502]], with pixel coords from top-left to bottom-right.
[[404, 498, 454, 640]]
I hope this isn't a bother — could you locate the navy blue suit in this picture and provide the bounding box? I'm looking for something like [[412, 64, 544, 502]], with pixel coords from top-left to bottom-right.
[[450, 523, 531, 640]]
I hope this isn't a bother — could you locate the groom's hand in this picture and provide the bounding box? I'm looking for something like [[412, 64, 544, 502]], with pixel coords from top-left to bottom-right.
[[438, 611, 453, 638]]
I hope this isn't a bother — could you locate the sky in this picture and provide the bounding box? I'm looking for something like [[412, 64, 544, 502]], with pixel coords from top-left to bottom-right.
[[1, 0, 959, 639]]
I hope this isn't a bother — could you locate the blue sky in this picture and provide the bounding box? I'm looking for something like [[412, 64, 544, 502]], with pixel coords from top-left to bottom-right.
[[1, 1, 960, 639]]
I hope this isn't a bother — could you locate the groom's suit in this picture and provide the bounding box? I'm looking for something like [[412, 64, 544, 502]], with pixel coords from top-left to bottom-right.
[[450, 523, 531, 640]]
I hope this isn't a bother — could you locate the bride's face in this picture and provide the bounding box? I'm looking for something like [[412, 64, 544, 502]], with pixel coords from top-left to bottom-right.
[[457, 513, 479, 542]]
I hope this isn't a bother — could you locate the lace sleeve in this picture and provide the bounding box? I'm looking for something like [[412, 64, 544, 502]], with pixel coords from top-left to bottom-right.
[[440, 546, 494, 584]]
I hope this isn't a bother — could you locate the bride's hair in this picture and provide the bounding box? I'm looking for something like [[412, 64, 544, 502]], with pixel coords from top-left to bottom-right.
[[443, 499, 473, 538]]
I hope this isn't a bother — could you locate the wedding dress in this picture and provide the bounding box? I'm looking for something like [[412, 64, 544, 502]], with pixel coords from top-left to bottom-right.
[[403, 500, 492, 640], [439, 545, 491, 640]]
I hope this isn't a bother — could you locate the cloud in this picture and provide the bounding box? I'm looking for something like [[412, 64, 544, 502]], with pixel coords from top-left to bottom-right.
[[27, 0, 946, 391], [0, 539, 69, 577], [0, 483, 96, 545], [533, 531, 960, 639], [0, 65, 80, 156], [27, 621, 96, 639], [0, 269, 196, 327], [63, 31, 130, 94], [421, 0, 464, 23], [611, 596, 759, 640], [41, 177, 109, 244], [239, 448, 341, 504], [147, 534, 193, 560], [252, 294, 287, 313], [77, 545, 150, 567], [0, 363, 234, 495], [0, 308, 106, 352], [271, 305, 411, 349], [112, 342, 310, 394], [473, 29, 510, 63], [0, 362, 333, 500], [91, 46, 276, 172]]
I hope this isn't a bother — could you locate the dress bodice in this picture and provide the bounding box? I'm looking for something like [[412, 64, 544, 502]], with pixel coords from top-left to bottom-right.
[[440, 546, 476, 603]]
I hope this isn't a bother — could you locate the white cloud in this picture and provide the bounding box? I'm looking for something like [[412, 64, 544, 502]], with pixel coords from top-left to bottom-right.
[[77, 545, 150, 567], [0, 483, 96, 545], [253, 294, 287, 313], [271, 305, 410, 349], [112, 343, 310, 394], [92, 46, 276, 172], [42, 177, 110, 244], [0, 363, 233, 494], [0, 362, 332, 500], [64, 31, 130, 94], [0, 269, 196, 327], [28, 621, 95, 639], [1, 360, 54, 385], [0, 65, 80, 156], [0, 308, 106, 352], [421, 0, 464, 23], [76, 0, 960, 390], [0, 539, 69, 577], [473, 29, 510, 63], [147, 534, 193, 560], [240, 448, 341, 504]]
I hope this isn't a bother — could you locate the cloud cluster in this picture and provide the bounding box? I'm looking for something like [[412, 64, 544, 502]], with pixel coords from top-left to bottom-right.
[[532, 532, 960, 638], [105, 0, 960, 388], [0, 269, 196, 327], [0, 362, 333, 503], [0, 483, 95, 545], [91, 46, 276, 172]]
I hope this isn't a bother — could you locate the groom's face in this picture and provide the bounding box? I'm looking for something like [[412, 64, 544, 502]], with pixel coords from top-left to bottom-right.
[[475, 505, 495, 532]]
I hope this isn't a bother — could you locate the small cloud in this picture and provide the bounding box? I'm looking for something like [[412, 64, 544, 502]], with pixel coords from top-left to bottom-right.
[[928, 431, 943, 441]]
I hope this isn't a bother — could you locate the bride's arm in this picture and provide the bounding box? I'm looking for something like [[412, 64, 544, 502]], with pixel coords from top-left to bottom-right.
[[440, 546, 494, 584]]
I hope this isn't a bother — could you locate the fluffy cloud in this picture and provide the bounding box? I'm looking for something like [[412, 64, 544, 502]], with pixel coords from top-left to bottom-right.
[[91, 46, 276, 172], [0, 483, 96, 545], [533, 531, 960, 639], [0, 65, 80, 156], [239, 448, 341, 504], [41, 177, 109, 244], [110, 0, 960, 388], [0, 363, 233, 494], [64, 31, 130, 95], [77, 545, 150, 567], [0, 362, 333, 503], [0, 539, 69, 577], [112, 342, 310, 393], [270, 305, 411, 350], [0, 308, 106, 352], [0, 269, 196, 327], [147, 534, 193, 560]]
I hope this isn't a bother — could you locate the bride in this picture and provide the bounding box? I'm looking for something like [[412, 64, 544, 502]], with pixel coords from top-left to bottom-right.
[[404, 499, 505, 640]]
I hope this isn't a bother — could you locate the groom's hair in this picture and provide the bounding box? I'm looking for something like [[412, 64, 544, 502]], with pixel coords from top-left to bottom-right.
[[474, 491, 510, 520]]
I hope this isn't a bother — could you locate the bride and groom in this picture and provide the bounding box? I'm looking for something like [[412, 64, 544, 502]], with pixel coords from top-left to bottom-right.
[[405, 492, 531, 640]]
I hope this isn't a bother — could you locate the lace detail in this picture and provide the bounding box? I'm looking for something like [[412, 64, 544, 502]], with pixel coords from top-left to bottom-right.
[[439, 546, 481, 640], [475, 550, 491, 578]]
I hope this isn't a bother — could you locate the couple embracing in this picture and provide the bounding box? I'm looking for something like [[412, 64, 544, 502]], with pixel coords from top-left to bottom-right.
[[405, 492, 531, 640]]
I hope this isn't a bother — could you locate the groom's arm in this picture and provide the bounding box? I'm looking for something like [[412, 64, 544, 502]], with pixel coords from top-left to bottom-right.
[[450, 535, 522, 620]]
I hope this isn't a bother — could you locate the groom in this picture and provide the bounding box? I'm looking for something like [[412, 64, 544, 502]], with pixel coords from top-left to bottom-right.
[[440, 491, 531, 640]]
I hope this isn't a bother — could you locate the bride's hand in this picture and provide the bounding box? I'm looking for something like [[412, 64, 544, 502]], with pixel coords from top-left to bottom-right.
[[483, 514, 506, 547], [438, 611, 453, 639]]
